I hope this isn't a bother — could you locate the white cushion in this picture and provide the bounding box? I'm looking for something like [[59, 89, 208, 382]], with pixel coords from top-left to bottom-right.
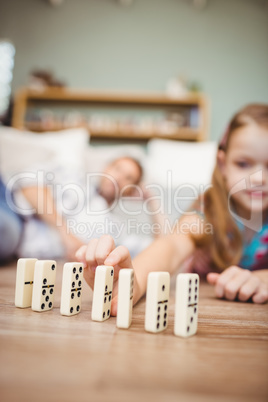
[[145, 139, 217, 187], [0, 126, 89, 181]]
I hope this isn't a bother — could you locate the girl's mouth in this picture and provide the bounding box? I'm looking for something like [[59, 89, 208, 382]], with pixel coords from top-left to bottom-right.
[[246, 190, 268, 198]]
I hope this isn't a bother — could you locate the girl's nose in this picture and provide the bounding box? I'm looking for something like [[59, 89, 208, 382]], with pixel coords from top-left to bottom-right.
[[250, 169, 263, 187]]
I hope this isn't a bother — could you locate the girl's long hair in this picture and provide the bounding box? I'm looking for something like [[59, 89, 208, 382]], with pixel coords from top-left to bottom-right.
[[191, 104, 268, 270]]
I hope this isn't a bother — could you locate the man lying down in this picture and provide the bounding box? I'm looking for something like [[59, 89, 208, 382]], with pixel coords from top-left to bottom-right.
[[1, 156, 164, 263]]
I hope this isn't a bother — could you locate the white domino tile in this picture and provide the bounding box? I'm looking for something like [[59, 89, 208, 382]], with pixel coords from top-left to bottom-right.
[[174, 273, 199, 337], [145, 272, 170, 333], [116, 268, 134, 329], [60, 262, 84, 316], [15, 258, 37, 308], [91, 265, 114, 322], [32, 260, 57, 312]]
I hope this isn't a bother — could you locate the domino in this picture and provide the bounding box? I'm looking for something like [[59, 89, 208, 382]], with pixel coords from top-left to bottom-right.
[[15, 258, 37, 308], [116, 268, 134, 329], [60, 262, 84, 316], [145, 272, 170, 333], [32, 260, 57, 312], [174, 273, 199, 337], [91, 265, 114, 322]]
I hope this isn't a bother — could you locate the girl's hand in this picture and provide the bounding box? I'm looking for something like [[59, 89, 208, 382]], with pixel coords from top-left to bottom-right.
[[207, 266, 268, 304], [75, 235, 133, 316]]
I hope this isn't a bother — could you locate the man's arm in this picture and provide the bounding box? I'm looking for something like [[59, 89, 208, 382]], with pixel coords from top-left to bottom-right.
[[21, 185, 84, 259]]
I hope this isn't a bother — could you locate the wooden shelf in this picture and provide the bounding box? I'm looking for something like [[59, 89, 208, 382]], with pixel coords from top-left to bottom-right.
[[24, 121, 201, 141], [12, 87, 210, 141], [16, 87, 206, 105]]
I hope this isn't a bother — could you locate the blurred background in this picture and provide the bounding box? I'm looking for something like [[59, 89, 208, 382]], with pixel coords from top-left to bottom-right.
[[0, 0, 268, 140]]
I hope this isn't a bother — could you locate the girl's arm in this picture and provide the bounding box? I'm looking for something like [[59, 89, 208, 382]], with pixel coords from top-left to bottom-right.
[[76, 218, 196, 315], [129, 229, 195, 304]]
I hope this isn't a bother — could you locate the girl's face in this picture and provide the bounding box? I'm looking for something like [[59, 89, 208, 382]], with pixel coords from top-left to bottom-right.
[[219, 123, 268, 215]]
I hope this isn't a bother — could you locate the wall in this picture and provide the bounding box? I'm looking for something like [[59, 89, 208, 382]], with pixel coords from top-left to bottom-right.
[[0, 0, 268, 140]]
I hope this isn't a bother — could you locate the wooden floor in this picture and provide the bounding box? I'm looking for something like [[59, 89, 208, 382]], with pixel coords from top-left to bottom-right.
[[0, 262, 268, 402]]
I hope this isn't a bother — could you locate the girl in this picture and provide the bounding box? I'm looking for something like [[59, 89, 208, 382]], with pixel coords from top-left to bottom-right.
[[76, 104, 268, 313]]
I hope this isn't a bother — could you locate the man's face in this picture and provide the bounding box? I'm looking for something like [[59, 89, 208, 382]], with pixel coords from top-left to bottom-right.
[[99, 158, 141, 203]]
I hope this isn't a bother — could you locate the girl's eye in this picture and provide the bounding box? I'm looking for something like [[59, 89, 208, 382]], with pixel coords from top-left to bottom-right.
[[236, 161, 251, 168]]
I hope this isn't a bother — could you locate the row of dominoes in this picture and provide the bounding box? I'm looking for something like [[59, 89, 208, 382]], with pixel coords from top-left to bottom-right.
[[15, 259, 83, 316], [92, 268, 199, 337], [15, 259, 199, 337]]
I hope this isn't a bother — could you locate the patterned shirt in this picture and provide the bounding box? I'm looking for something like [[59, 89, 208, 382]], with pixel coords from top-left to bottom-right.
[[237, 218, 268, 271]]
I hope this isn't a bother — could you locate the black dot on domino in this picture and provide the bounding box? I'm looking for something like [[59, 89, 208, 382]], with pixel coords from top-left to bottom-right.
[[164, 321, 166, 327], [45, 296, 49, 302], [104, 297, 107, 303], [157, 315, 160, 321], [78, 291, 81, 297], [195, 295, 197, 301], [187, 326, 190, 332], [42, 289, 46, 295], [73, 267, 76, 274], [158, 306, 160, 312], [157, 323, 160, 329], [189, 279, 192, 285], [72, 281, 75, 288], [188, 296, 191, 302], [76, 305, 80, 312], [105, 285, 108, 291], [164, 305, 167, 311], [103, 312, 105, 318], [194, 307, 197, 313], [79, 266, 83, 273], [107, 309, 110, 316], [164, 313, 167, 319], [189, 288, 191, 293], [50, 288, 53, 294], [41, 303, 45, 309], [70, 307, 73, 313], [195, 279, 198, 285], [43, 278, 47, 285], [49, 302, 52, 308], [51, 264, 55, 270], [71, 293, 74, 299], [162, 285, 165, 291], [109, 295, 111, 302], [111, 270, 114, 276], [190, 317, 193, 323], [195, 287, 198, 292], [78, 281, 82, 287], [75, 274, 79, 280]]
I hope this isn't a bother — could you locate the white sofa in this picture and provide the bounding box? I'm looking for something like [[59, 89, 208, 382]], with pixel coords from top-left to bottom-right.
[[0, 126, 217, 258]]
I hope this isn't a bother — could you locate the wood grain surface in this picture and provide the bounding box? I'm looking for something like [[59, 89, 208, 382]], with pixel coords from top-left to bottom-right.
[[0, 262, 267, 402]]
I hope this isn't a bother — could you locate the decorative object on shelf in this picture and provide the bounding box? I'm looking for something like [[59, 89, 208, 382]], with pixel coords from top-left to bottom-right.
[[166, 76, 188, 98], [29, 69, 66, 90], [188, 81, 202, 93]]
